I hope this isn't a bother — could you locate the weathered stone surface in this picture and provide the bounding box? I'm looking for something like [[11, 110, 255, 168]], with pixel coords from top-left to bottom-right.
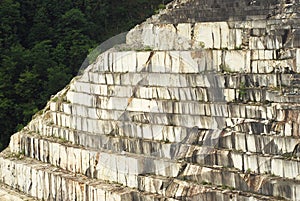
[[0, 183, 37, 201], [2, 0, 300, 200]]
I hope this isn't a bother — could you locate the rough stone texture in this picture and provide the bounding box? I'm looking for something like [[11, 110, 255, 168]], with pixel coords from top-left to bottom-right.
[[1, 0, 300, 200], [0, 183, 37, 201]]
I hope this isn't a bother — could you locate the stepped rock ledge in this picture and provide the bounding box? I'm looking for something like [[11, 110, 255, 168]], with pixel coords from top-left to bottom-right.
[[2, 0, 300, 200]]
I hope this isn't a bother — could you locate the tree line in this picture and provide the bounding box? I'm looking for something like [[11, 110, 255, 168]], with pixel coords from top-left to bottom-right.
[[0, 0, 171, 150]]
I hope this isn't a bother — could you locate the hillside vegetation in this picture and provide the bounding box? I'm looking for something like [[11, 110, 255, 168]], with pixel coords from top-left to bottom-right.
[[0, 0, 171, 150]]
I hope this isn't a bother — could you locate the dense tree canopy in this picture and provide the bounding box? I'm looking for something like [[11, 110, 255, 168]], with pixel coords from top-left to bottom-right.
[[0, 0, 171, 150]]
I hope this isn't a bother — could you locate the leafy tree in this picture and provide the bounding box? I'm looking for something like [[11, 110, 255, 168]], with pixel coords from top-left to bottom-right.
[[15, 70, 40, 123], [59, 8, 91, 33], [0, 0, 23, 50], [46, 64, 72, 97], [0, 96, 14, 150], [27, 7, 53, 46], [29, 40, 55, 81], [0, 44, 28, 150], [15, 70, 41, 102]]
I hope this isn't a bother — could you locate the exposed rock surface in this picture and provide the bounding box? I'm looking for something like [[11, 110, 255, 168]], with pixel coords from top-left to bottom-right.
[[0, 183, 37, 201], [2, 0, 300, 200]]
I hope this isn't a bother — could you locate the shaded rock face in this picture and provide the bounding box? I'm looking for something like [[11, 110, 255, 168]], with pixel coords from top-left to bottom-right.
[[1, 0, 300, 200], [159, 0, 287, 23]]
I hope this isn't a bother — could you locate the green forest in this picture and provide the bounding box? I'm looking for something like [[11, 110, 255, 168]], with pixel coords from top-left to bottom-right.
[[0, 0, 171, 151]]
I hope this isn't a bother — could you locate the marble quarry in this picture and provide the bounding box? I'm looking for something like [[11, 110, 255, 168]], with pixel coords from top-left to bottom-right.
[[1, 0, 300, 200]]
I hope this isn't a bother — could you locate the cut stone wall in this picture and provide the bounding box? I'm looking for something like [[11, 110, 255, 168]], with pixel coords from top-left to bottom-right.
[[1, 0, 300, 200]]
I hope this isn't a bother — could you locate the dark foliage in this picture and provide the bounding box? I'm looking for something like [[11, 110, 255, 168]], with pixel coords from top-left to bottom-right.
[[0, 0, 172, 151]]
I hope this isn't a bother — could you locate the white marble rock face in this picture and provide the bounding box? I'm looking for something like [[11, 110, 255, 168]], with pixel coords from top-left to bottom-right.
[[2, 0, 300, 200]]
